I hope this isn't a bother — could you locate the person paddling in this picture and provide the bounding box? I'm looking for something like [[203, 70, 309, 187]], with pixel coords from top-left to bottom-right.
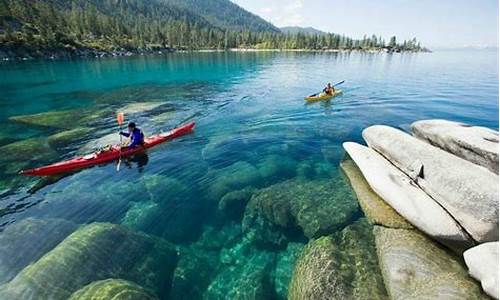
[[119, 122, 145, 148], [323, 83, 335, 95]]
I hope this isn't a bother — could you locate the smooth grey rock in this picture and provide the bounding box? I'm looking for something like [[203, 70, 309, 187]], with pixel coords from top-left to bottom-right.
[[464, 242, 499, 299], [343, 142, 472, 251], [363, 125, 499, 243], [374, 226, 489, 300], [412, 119, 499, 174]]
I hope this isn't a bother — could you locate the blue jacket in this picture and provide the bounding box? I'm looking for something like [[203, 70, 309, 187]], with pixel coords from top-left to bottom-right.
[[120, 128, 144, 148]]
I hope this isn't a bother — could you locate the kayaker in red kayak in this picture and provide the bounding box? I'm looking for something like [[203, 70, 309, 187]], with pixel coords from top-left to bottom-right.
[[119, 122, 145, 148]]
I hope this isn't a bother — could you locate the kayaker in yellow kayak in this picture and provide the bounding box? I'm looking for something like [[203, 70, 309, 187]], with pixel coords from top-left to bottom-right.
[[323, 83, 335, 95]]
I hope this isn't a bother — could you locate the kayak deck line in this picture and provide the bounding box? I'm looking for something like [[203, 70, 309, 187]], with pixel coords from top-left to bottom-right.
[[19, 122, 195, 176]]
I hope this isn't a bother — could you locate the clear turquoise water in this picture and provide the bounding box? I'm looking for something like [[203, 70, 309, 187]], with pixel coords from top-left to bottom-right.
[[0, 50, 497, 299]]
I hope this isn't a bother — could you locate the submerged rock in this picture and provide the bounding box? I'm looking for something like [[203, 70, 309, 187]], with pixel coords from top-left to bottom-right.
[[374, 226, 489, 300], [273, 242, 305, 300], [363, 125, 498, 243], [343, 142, 471, 251], [69, 279, 158, 300], [242, 178, 359, 248], [288, 219, 388, 300], [208, 161, 262, 200], [256, 154, 297, 182], [218, 187, 256, 220], [9, 109, 83, 129], [412, 119, 499, 174], [204, 248, 275, 300], [121, 201, 161, 233], [464, 242, 499, 299], [340, 158, 412, 229], [119, 102, 165, 115], [0, 223, 178, 299], [0, 218, 77, 285], [0, 138, 59, 174], [48, 127, 91, 149]]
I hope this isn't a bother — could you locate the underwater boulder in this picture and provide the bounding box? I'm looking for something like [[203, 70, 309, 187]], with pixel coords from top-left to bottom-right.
[[256, 154, 297, 183], [48, 127, 91, 149], [208, 161, 262, 201], [119, 102, 165, 115], [121, 201, 162, 234], [0, 218, 78, 285], [0, 138, 59, 175], [9, 109, 84, 129], [0, 222, 178, 299], [273, 242, 305, 300], [374, 226, 489, 300], [217, 187, 256, 220], [288, 219, 388, 300], [242, 178, 359, 248], [204, 247, 275, 300], [68, 279, 158, 300]]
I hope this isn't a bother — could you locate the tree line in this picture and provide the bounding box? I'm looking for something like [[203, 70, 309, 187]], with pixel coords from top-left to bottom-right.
[[0, 0, 427, 57]]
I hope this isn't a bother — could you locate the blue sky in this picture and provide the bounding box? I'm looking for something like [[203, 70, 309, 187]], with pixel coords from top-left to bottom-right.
[[231, 0, 498, 49]]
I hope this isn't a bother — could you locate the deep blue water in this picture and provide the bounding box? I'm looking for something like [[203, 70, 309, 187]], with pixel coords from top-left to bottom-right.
[[0, 50, 497, 299]]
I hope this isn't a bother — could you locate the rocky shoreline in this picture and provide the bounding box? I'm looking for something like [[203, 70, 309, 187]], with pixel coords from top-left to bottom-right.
[[342, 119, 499, 299]]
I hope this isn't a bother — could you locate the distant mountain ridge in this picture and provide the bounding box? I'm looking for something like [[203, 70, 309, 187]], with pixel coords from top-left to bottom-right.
[[280, 26, 327, 36]]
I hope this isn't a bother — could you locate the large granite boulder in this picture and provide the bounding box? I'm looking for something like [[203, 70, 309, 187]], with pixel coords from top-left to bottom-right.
[[69, 279, 158, 300], [208, 161, 262, 200], [412, 119, 499, 174], [343, 142, 472, 251], [464, 242, 499, 299], [363, 125, 498, 243], [0, 218, 77, 284], [374, 226, 489, 300], [242, 178, 359, 248], [0, 223, 178, 299], [340, 158, 412, 229], [288, 219, 388, 300]]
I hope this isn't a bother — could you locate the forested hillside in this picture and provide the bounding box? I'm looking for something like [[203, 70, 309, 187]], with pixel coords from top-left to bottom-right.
[[0, 0, 427, 59]]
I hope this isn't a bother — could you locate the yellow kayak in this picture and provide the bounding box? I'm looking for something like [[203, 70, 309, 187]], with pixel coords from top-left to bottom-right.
[[305, 89, 343, 102]]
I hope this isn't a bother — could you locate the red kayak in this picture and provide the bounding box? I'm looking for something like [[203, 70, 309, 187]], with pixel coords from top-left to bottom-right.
[[20, 122, 195, 176]]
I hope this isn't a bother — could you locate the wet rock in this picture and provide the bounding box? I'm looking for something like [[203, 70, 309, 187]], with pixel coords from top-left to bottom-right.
[[273, 242, 305, 300], [218, 187, 256, 220], [48, 127, 91, 149], [119, 102, 165, 115], [204, 246, 275, 300], [464, 242, 499, 299], [69, 279, 158, 300], [288, 219, 388, 300], [0, 218, 77, 284], [374, 226, 489, 300], [340, 157, 412, 229], [242, 178, 359, 248], [0, 222, 178, 299], [363, 125, 499, 243], [208, 161, 262, 200], [256, 154, 297, 182], [412, 119, 499, 174], [343, 142, 472, 252], [0, 138, 59, 175]]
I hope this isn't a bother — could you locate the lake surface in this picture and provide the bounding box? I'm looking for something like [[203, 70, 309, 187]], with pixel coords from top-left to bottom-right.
[[0, 50, 497, 299]]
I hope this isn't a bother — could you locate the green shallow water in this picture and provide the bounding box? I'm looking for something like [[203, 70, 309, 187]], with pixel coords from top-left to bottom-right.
[[0, 50, 497, 299]]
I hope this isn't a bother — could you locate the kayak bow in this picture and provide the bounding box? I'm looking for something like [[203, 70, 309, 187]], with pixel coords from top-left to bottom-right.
[[20, 122, 195, 176]]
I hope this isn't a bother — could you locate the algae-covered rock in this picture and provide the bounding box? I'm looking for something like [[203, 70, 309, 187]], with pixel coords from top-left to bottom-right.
[[0, 138, 59, 174], [0, 218, 77, 285], [374, 226, 489, 300], [0, 222, 178, 299], [340, 158, 412, 229], [218, 187, 256, 220], [256, 154, 297, 182], [204, 248, 275, 300], [288, 219, 388, 300], [9, 109, 82, 129], [69, 279, 158, 300], [48, 127, 91, 149], [242, 178, 359, 248], [273, 242, 305, 300], [208, 161, 262, 200], [119, 102, 164, 115]]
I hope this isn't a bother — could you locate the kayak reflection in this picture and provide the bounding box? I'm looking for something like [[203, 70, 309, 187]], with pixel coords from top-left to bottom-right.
[[121, 151, 149, 173]]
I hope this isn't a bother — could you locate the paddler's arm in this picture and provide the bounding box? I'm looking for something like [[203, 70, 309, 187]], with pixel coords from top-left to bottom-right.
[[120, 131, 131, 137]]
